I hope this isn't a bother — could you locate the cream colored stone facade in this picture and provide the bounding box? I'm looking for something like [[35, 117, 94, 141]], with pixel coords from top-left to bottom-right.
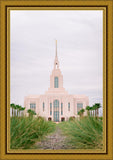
[[24, 41, 89, 121]]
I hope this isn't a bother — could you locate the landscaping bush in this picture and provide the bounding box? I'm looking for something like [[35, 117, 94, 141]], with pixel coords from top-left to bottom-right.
[[99, 117, 103, 121], [69, 116, 75, 121], [59, 117, 103, 149], [10, 117, 56, 149]]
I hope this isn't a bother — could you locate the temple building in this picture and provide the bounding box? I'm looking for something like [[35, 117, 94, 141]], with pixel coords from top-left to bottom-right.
[[24, 41, 89, 121]]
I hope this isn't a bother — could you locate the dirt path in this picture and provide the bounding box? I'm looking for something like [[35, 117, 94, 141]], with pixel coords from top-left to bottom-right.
[[34, 125, 74, 150]]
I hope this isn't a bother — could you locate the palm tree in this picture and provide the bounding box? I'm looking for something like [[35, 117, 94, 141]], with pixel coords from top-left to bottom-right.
[[87, 106, 91, 116], [20, 107, 25, 117], [86, 106, 90, 116], [81, 109, 85, 117], [92, 104, 97, 117], [13, 105, 17, 117], [18, 105, 23, 117], [78, 109, 85, 118], [95, 103, 101, 118], [78, 111, 81, 117], [27, 109, 31, 117], [27, 109, 36, 118], [10, 103, 15, 117], [90, 107, 93, 116], [16, 105, 21, 117], [92, 105, 96, 117]]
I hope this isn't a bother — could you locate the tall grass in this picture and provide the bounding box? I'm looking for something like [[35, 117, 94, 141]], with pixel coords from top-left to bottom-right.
[[58, 117, 103, 149], [10, 117, 56, 149]]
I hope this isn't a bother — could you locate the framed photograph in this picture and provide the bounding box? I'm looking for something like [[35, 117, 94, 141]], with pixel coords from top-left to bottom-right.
[[0, 0, 113, 160]]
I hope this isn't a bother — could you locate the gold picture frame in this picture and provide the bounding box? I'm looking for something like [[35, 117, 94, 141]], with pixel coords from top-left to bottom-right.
[[0, 0, 113, 159]]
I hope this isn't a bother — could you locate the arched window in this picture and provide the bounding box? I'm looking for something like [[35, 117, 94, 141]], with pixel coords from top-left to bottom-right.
[[50, 103, 52, 115], [68, 102, 70, 111], [54, 100, 59, 122], [61, 103, 63, 115], [43, 102, 45, 112], [54, 77, 59, 88]]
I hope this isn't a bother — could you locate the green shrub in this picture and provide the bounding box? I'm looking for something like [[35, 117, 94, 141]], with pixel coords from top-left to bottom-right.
[[99, 117, 103, 121], [59, 117, 103, 149], [69, 116, 75, 121], [10, 117, 56, 149]]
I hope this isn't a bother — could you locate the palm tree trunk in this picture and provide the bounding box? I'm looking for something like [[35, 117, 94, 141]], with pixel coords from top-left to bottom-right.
[[87, 111, 90, 116], [97, 108, 99, 118], [12, 107, 13, 117], [89, 111, 91, 117], [90, 110, 91, 117], [93, 111, 94, 117], [17, 110, 18, 117], [14, 110, 16, 117], [95, 109, 96, 117]]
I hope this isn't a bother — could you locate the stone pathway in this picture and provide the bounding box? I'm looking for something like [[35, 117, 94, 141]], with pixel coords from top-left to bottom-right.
[[34, 126, 74, 150]]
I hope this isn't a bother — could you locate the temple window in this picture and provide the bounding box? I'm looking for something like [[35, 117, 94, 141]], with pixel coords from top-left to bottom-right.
[[30, 103, 36, 112], [68, 102, 70, 111], [54, 77, 59, 88], [43, 102, 45, 111], [61, 103, 63, 115], [77, 103, 83, 113], [50, 103, 52, 115]]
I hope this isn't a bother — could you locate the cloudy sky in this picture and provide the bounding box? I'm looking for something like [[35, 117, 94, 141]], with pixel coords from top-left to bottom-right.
[[10, 10, 103, 113]]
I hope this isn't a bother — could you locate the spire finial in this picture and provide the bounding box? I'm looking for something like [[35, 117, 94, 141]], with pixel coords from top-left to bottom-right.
[[56, 40, 57, 57]]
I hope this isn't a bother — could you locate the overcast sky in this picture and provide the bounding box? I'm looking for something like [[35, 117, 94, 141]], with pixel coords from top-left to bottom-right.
[[10, 10, 103, 114]]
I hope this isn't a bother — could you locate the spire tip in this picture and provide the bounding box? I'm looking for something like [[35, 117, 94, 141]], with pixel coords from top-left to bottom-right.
[[56, 40, 57, 57]]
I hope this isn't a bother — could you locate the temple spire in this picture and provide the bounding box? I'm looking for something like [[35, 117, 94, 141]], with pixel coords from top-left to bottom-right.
[[56, 40, 57, 57], [54, 40, 59, 69]]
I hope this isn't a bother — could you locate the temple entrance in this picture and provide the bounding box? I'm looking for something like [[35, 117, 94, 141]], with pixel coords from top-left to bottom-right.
[[61, 117, 65, 122], [53, 100, 59, 122], [48, 117, 52, 121]]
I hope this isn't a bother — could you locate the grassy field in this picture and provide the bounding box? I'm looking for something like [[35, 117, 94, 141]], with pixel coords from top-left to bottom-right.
[[10, 116, 56, 149], [58, 117, 103, 149], [10, 116, 103, 149]]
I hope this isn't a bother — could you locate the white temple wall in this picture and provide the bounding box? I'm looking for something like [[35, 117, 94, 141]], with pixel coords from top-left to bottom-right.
[[24, 97, 39, 116], [24, 95, 89, 121]]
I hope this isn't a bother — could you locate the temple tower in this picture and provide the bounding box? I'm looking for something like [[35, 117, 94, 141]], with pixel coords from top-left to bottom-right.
[[45, 40, 68, 94]]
